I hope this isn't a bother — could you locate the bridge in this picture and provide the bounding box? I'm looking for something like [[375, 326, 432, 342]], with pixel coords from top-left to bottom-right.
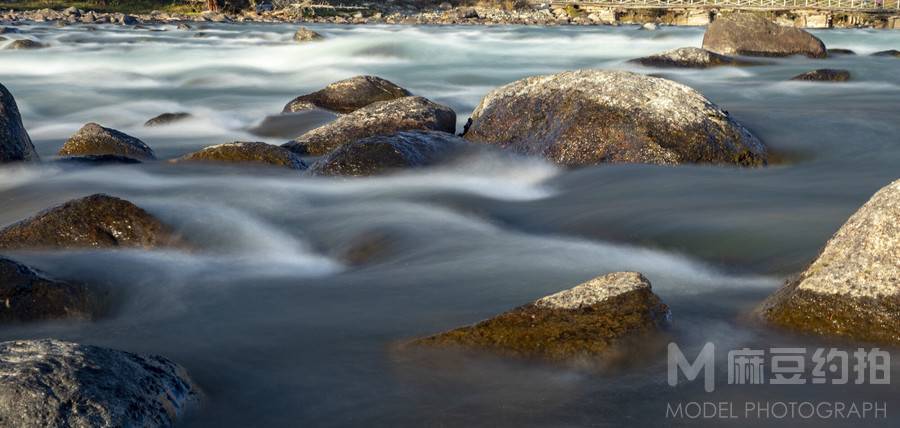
[[538, 0, 900, 11]]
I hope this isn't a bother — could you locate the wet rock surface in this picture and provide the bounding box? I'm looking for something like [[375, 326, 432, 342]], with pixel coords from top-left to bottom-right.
[[463, 70, 767, 167], [758, 179, 900, 344], [294, 26, 323, 42], [283, 96, 456, 156], [871, 49, 900, 57], [0, 82, 38, 163], [0, 257, 99, 323], [282, 75, 412, 114], [310, 131, 466, 176], [0, 194, 184, 250], [4, 39, 45, 50], [0, 339, 198, 427], [411, 272, 670, 361], [59, 123, 156, 160], [790, 69, 851, 82], [144, 112, 192, 127], [702, 13, 827, 58], [629, 47, 763, 68], [174, 141, 307, 170], [827, 48, 856, 56]]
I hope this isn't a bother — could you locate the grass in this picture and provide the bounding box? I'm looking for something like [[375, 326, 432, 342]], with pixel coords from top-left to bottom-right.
[[0, 1, 203, 14]]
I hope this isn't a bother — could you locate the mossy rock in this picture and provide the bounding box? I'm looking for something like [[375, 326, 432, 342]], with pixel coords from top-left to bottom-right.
[[411, 272, 670, 361], [758, 179, 900, 344], [0, 194, 184, 250]]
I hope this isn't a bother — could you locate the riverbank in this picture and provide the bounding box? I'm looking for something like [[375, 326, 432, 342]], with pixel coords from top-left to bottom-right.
[[2, 4, 899, 29]]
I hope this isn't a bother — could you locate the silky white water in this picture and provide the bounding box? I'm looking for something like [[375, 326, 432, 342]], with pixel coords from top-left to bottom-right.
[[1, 22, 899, 427]]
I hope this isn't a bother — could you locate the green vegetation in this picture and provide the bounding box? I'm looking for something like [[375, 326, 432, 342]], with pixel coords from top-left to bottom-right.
[[0, 1, 202, 14]]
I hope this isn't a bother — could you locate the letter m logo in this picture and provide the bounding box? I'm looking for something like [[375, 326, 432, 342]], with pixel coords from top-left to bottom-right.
[[668, 342, 715, 392]]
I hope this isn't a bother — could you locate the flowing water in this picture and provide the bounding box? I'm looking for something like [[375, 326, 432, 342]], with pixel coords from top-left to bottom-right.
[[0, 23, 899, 427]]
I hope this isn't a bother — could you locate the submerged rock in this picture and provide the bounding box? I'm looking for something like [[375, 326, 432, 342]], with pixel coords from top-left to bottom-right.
[[144, 112, 191, 127], [55, 154, 142, 166], [0, 339, 198, 427], [871, 49, 900, 58], [5, 39, 45, 50], [310, 131, 466, 176], [702, 13, 826, 58], [59, 123, 156, 160], [0, 82, 38, 163], [0, 257, 98, 323], [282, 75, 412, 114], [0, 194, 183, 250], [412, 272, 670, 361], [629, 47, 763, 68], [283, 96, 456, 156], [463, 70, 767, 167], [173, 141, 307, 170], [758, 179, 900, 344], [294, 27, 323, 42], [790, 69, 851, 82], [827, 48, 856, 56]]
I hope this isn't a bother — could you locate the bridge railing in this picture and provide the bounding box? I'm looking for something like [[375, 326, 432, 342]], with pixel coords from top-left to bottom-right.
[[540, 0, 900, 10]]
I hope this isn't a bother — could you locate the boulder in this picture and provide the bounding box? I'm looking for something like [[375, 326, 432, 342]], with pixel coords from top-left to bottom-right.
[[310, 131, 465, 176], [144, 112, 191, 127], [0, 83, 38, 163], [0, 194, 184, 250], [282, 75, 412, 114], [871, 49, 900, 58], [5, 39, 45, 50], [0, 257, 98, 322], [0, 339, 198, 427], [629, 47, 763, 68], [758, 179, 900, 344], [702, 13, 826, 58], [827, 48, 856, 56], [283, 96, 456, 156], [411, 272, 670, 361], [790, 69, 851, 82], [173, 141, 307, 170], [641, 22, 657, 31], [463, 70, 767, 167], [59, 123, 155, 160], [294, 27, 323, 42], [55, 154, 142, 166]]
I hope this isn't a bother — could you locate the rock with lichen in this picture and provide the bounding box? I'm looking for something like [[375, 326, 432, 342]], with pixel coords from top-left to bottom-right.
[[293, 27, 323, 43], [629, 47, 764, 68], [790, 69, 851, 82], [282, 75, 411, 114], [462, 70, 766, 167], [309, 131, 465, 176], [0, 194, 184, 250], [172, 141, 307, 170], [0, 339, 199, 427], [702, 13, 826, 58], [758, 179, 900, 344], [0, 257, 100, 323], [0, 82, 38, 163], [283, 96, 456, 156], [411, 272, 670, 361], [59, 123, 155, 160]]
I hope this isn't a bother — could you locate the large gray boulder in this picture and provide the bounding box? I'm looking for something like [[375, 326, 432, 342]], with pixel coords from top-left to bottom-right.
[[59, 123, 155, 160], [283, 96, 456, 156], [0, 194, 184, 250], [0, 82, 38, 163], [0, 339, 198, 427], [412, 272, 670, 361], [173, 141, 307, 170], [463, 70, 767, 167], [629, 47, 763, 68], [758, 179, 900, 344], [282, 75, 412, 114], [0, 257, 98, 323], [310, 131, 466, 176], [702, 13, 826, 58]]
